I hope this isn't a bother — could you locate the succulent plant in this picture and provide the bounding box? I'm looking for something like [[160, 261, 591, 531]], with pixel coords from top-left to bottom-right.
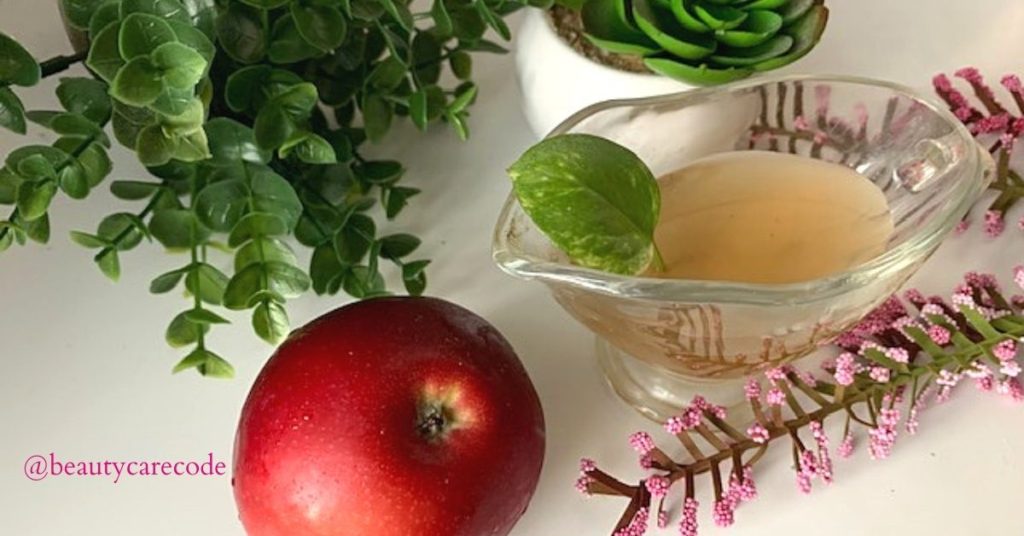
[[579, 0, 830, 85]]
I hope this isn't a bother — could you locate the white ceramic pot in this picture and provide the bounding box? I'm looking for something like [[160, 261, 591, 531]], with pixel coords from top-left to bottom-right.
[[514, 8, 695, 138]]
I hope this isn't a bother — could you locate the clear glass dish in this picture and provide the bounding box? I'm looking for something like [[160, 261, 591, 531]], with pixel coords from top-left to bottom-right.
[[493, 74, 994, 422]]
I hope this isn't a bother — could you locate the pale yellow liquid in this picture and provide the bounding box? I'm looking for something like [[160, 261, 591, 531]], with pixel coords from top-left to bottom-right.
[[648, 151, 894, 284]]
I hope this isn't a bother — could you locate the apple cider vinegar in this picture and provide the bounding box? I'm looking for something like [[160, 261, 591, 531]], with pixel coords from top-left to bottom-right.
[[648, 151, 894, 284]]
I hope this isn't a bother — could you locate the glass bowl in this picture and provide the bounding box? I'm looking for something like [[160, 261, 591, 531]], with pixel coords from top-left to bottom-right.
[[493, 74, 994, 422]]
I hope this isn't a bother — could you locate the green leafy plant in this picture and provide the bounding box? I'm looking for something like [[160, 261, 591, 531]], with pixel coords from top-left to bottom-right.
[[0, 0, 538, 377], [576, 0, 829, 85]]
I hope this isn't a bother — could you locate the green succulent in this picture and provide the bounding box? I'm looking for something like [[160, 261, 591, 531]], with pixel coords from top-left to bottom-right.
[[579, 0, 829, 85]]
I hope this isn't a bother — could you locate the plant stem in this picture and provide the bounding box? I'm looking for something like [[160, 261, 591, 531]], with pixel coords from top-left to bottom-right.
[[40, 50, 88, 78]]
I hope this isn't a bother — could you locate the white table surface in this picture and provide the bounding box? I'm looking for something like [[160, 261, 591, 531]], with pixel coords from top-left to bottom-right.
[[2, 1, 1023, 535]]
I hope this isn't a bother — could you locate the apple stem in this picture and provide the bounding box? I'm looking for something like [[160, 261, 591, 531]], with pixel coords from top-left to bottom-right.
[[416, 404, 450, 441]]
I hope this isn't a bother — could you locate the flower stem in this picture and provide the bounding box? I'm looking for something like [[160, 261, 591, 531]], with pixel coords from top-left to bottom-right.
[[40, 50, 87, 78]]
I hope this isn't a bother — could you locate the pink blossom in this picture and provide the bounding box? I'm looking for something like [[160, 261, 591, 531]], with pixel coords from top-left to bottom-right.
[[614, 507, 649, 536], [765, 366, 788, 384], [629, 432, 655, 455], [1015, 266, 1024, 290], [928, 325, 951, 345], [984, 210, 1005, 238], [657, 511, 668, 529], [834, 352, 857, 386], [575, 475, 592, 495], [869, 400, 900, 460], [1004, 378, 1024, 402], [744, 378, 762, 400], [712, 498, 734, 527], [639, 453, 654, 470], [645, 476, 671, 498], [679, 498, 698, 536], [1001, 360, 1021, 378], [905, 405, 920, 435], [869, 366, 891, 383], [837, 433, 855, 458], [580, 458, 596, 473], [936, 369, 961, 387], [796, 449, 818, 493], [885, 347, 910, 363], [689, 396, 709, 411], [765, 387, 786, 406], [1002, 74, 1024, 93], [809, 421, 833, 484], [993, 339, 1018, 361], [747, 423, 770, 444], [904, 288, 927, 305], [1002, 133, 1017, 151], [739, 466, 758, 501]]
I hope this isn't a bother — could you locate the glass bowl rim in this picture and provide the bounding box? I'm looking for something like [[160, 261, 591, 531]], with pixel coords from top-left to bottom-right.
[[493, 73, 993, 305]]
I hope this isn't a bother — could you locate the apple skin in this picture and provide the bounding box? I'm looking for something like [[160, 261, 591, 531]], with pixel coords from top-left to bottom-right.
[[233, 296, 546, 536]]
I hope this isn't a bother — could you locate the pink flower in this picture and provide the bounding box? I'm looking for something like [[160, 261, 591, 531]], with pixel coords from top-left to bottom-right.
[[614, 507, 649, 536], [629, 432, 655, 455], [679, 497, 699, 536], [837, 433, 855, 458], [869, 366, 891, 383], [575, 475, 592, 495], [1002, 74, 1024, 93], [954, 219, 970, 235], [936, 369, 961, 387], [904, 288, 927, 305], [747, 423, 770, 444], [739, 466, 758, 501], [657, 510, 668, 529], [645, 476, 671, 498], [869, 400, 900, 460], [984, 210, 1005, 238], [884, 347, 910, 363], [834, 353, 857, 386], [744, 378, 762, 400], [765, 387, 786, 406], [1015, 266, 1024, 290], [712, 498, 734, 527], [928, 325, 951, 345], [1001, 360, 1022, 378], [796, 449, 818, 493], [905, 405, 920, 435], [765, 366, 788, 384], [689, 396, 709, 411], [809, 421, 834, 484], [1004, 378, 1024, 402], [579, 458, 596, 473], [993, 339, 1018, 361]]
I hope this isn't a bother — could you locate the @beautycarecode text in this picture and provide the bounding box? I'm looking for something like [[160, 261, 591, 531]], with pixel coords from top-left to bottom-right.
[[24, 452, 226, 483]]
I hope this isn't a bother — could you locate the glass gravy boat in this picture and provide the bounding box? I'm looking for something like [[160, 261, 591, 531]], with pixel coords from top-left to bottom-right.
[[493, 75, 993, 422]]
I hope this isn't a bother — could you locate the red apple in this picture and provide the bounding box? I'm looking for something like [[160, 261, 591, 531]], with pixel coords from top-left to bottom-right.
[[233, 297, 546, 536]]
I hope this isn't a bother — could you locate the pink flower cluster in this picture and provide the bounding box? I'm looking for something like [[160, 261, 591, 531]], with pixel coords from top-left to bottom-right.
[[614, 507, 649, 536]]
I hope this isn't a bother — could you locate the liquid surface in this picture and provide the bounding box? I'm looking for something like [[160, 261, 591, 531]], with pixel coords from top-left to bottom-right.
[[648, 151, 894, 284]]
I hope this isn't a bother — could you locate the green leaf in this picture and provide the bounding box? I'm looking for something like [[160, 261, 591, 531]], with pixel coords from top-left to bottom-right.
[[197, 351, 235, 378], [751, 5, 828, 72], [25, 110, 60, 128], [368, 56, 406, 91], [384, 185, 419, 219], [268, 14, 322, 64], [378, 0, 413, 33], [94, 249, 120, 280], [361, 93, 392, 143], [185, 308, 230, 324], [215, 2, 267, 64], [158, 97, 205, 136], [253, 104, 293, 150], [507, 134, 662, 275], [447, 83, 477, 114], [380, 233, 419, 259], [450, 51, 472, 80], [644, 57, 752, 85], [77, 144, 113, 187], [0, 32, 40, 86], [409, 89, 428, 130], [228, 212, 289, 247], [150, 267, 187, 293], [61, 0, 108, 29], [16, 154, 56, 181], [149, 208, 208, 248], [166, 311, 209, 347], [275, 82, 318, 118], [291, 132, 336, 164], [170, 128, 212, 162], [265, 261, 310, 298], [250, 167, 302, 228], [97, 212, 145, 249], [342, 265, 385, 298], [111, 180, 161, 200], [717, 10, 783, 48], [167, 19, 216, 61], [235, 236, 296, 271], [150, 86, 195, 116], [95, 249, 121, 280], [253, 300, 289, 344], [431, 0, 453, 37], [223, 264, 261, 309], [88, 1, 122, 37], [58, 163, 90, 199], [195, 179, 248, 231], [581, 0, 660, 55], [122, 0, 191, 22], [356, 160, 403, 185], [111, 100, 151, 147], [86, 22, 125, 83], [111, 56, 164, 106], [224, 65, 271, 112], [21, 213, 49, 243], [135, 125, 175, 166], [16, 180, 57, 221], [710, 35, 794, 67], [0, 87, 26, 134], [52, 113, 109, 145], [185, 262, 229, 305], [6, 145, 67, 172], [402, 259, 429, 296], [205, 117, 271, 164], [119, 13, 179, 59], [151, 42, 207, 89], [474, 0, 510, 41], [334, 213, 374, 263], [632, 0, 716, 60], [70, 231, 110, 248], [412, 32, 441, 85], [290, 1, 346, 52], [57, 78, 112, 124], [240, 0, 291, 7]]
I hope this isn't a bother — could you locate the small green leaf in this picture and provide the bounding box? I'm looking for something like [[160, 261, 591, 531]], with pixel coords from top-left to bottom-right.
[[253, 104, 293, 150], [367, 57, 406, 91], [380, 233, 420, 259], [356, 160, 403, 185], [58, 163, 90, 199], [61, 0, 109, 30], [21, 213, 49, 243], [223, 263, 262, 309], [235, 237, 296, 271], [224, 65, 271, 112], [57, 78, 112, 124], [0, 32, 41, 86], [343, 265, 385, 298], [205, 118, 271, 164], [198, 352, 235, 378], [334, 213, 374, 263], [135, 125, 175, 166], [431, 0, 452, 37], [361, 93, 392, 143], [52, 113, 109, 145], [88, 1, 122, 37], [152, 41, 207, 89], [119, 13, 179, 59], [150, 86, 196, 116], [401, 259, 429, 296], [384, 185, 419, 219], [25, 110, 60, 128], [167, 19, 216, 61], [378, 0, 414, 32], [158, 97, 205, 136], [632, 0, 716, 60], [86, 22, 125, 83], [290, 1, 346, 52], [309, 243, 342, 294], [95, 248, 121, 280], [16, 180, 57, 221], [149, 208, 208, 249], [195, 179, 248, 231], [171, 128, 213, 162], [97, 212, 146, 249], [215, 2, 267, 64], [507, 134, 662, 275], [150, 267, 187, 293], [185, 308, 230, 324], [291, 133, 336, 164], [111, 100, 152, 147], [447, 83, 477, 113], [111, 56, 164, 106], [111, 180, 162, 200], [183, 265, 227, 307], [409, 89, 428, 130], [77, 144, 113, 187], [450, 51, 472, 80], [70, 231, 110, 248], [268, 14, 322, 64], [250, 166, 302, 228], [253, 300, 290, 344], [0, 87, 26, 134], [239, 0, 291, 7], [122, 0, 191, 22], [228, 212, 289, 247]]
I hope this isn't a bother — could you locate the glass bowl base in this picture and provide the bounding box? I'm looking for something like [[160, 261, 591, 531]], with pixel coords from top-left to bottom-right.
[[596, 337, 755, 427]]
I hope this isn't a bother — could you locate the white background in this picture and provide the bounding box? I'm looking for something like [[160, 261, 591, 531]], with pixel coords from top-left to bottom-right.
[[1, 1, 1023, 534]]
